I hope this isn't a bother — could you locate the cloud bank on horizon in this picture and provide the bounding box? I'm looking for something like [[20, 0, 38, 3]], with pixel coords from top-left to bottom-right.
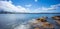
[[0, 0, 60, 13]]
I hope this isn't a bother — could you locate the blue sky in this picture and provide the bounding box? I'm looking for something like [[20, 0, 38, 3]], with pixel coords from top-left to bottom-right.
[[12, 0, 60, 9], [0, 0, 60, 13], [12, 0, 60, 6]]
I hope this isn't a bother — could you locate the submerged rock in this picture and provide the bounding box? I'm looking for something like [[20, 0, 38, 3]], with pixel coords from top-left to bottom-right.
[[55, 20, 60, 25], [41, 16, 48, 19], [52, 16, 60, 25]]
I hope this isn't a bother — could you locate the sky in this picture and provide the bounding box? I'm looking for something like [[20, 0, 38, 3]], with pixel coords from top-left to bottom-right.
[[0, 0, 60, 13]]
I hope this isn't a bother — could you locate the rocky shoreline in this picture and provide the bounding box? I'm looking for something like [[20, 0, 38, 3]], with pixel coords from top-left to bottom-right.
[[30, 16, 60, 29]]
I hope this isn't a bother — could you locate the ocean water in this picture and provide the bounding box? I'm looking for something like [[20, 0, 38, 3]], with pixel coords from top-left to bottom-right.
[[0, 14, 60, 29]]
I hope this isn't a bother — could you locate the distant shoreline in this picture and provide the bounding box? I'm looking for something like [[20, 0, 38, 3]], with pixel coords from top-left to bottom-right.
[[0, 13, 60, 14]]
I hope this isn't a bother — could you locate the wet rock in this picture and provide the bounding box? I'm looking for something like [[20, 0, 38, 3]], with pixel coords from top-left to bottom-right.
[[36, 18, 47, 22], [31, 17, 54, 29], [52, 16, 60, 20], [34, 27, 40, 29], [42, 22, 54, 29]]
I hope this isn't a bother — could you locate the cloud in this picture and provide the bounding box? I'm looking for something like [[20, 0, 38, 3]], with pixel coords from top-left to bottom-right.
[[0, 1, 30, 12], [33, 4, 60, 13], [25, 4, 32, 7], [0, 1, 60, 13], [34, 0, 38, 2]]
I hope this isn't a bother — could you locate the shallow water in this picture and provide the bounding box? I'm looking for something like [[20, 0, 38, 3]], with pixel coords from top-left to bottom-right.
[[0, 14, 60, 29]]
